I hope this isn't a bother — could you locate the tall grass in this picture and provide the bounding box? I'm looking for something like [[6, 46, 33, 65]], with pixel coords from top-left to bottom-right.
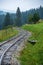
[[0, 28, 18, 42], [20, 21, 43, 65]]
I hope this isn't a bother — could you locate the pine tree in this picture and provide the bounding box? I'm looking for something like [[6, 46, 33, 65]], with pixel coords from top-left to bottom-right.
[[3, 13, 11, 29], [33, 12, 40, 23], [16, 7, 22, 27]]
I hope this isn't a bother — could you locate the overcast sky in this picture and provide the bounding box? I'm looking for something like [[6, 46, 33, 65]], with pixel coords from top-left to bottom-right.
[[0, 0, 43, 13]]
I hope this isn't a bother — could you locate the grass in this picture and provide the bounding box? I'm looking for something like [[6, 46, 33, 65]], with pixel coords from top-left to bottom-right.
[[20, 20, 43, 65], [0, 28, 18, 42]]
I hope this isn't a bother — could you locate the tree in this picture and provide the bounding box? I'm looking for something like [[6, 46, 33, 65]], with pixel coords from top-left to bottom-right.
[[28, 14, 33, 24], [33, 12, 40, 23], [28, 12, 40, 24], [3, 13, 14, 39], [3, 13, 11, 29], [15, 7, 22, 27]]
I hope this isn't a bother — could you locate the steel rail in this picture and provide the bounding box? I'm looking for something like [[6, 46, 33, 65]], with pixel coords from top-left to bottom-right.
[[0, 33, 26, 65]]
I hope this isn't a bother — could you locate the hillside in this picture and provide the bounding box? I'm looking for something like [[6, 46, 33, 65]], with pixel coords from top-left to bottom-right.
[[0, 6, 43, 29], [20, 20, 43, 65]]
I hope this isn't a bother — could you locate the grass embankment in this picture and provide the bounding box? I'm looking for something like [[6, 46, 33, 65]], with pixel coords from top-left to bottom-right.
[[20, 20, 43, 65], [0, 28, 18, 42]]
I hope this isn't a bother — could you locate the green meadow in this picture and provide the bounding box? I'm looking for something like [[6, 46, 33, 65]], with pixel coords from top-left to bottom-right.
[[20, 20, 43, 65], [0, 28, 18, 42]]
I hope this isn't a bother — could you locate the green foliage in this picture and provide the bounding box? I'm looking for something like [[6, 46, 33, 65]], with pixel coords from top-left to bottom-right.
[[28, 12, 40, 24], [33, 12, 40, 23], [15, 7, 22, 27], [20, 20, 43, 65], [28, 14, 33, 24], [3, 13, 11, 29]]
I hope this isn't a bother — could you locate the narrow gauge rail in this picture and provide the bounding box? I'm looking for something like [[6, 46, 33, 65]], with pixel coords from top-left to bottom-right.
[[2, 32, 29, 65], [0, 31, 28, 65]]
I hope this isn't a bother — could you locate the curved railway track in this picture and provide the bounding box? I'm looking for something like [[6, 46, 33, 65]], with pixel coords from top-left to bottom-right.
[[0, 30, 31, 65]]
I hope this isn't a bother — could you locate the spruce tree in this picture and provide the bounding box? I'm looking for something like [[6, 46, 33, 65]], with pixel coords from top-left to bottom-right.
[[16, 7, 22, 27], [3, 13, 11, 29]]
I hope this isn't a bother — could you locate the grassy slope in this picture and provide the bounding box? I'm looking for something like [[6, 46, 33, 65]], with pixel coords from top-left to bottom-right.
[[0, 28, 18, 42], [20, 21, 43, 65]]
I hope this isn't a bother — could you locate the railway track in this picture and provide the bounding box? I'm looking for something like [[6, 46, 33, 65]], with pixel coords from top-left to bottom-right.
[[0, 30, 30, 65]]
